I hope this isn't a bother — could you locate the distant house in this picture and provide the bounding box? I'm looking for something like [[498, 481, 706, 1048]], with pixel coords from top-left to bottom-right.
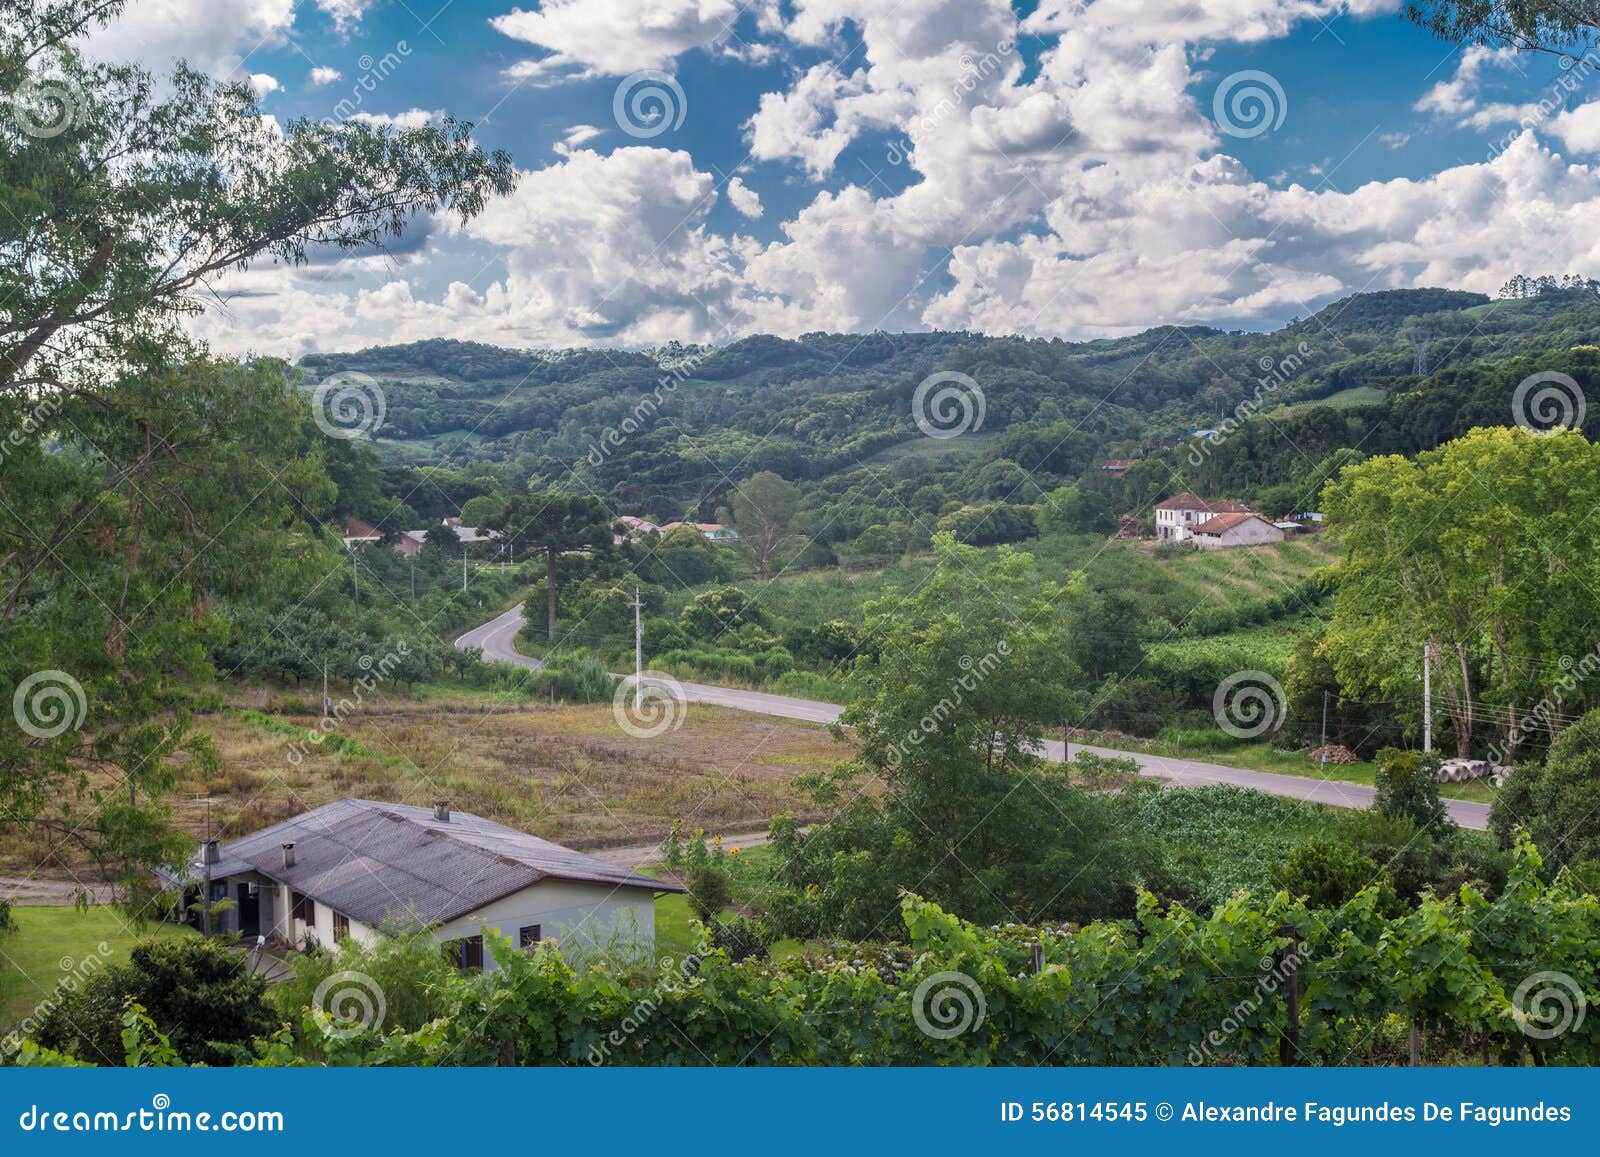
[[1153, 493, 1253, 541], [341, 516, 382, 550], [395, 529, 428, 558], [1102, 458, 1135, 477], [615, 515, 662, 545], [180, 798, 681, 969], [1273, 521, 1305, 534], [660, 521, 739, 542], [1190, 513, 1285, 550]]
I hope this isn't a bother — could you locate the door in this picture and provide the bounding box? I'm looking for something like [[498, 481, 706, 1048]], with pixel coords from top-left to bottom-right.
[[236, 882, 260, 936]]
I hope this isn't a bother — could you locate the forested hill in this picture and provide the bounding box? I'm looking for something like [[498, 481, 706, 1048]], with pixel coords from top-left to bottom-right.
[[300, 285, 1600, 536]]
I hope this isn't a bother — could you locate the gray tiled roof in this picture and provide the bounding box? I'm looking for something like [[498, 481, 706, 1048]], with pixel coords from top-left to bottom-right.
[[189, 798, 680, 928]]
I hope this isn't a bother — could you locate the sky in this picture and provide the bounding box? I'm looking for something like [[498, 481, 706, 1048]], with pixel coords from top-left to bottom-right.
[[87, 0, 1600, 357]]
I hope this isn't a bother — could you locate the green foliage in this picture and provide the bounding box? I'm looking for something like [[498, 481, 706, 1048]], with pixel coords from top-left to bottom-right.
[[1273, 836, 1397, 913], [32, 938, 272, 1066], [686, 865, 734, 925], [229, 838, 1600, 1067], [1492, 707, 1600, 875], [1374, 748, 1453, 832]]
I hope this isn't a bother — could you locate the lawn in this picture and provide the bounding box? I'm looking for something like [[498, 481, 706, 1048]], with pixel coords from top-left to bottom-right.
[[0, 906, 193, 1034]]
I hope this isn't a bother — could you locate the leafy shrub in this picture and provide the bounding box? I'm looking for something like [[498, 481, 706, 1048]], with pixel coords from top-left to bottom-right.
[[709, 916, 768, 963], [1273, 836, 1396, 912], [686, 865, 733, 925], [33, 938, 272, 1066], [1374, 748, 1452, 831]]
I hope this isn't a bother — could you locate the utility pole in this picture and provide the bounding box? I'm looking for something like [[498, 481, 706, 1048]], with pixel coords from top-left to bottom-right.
[[633, 586, 644, 712], [322, 658, 330, 718], [410, 560, 416, 600], [351, 552, 359, 607], [1422, 642, 1432, 754], [1320, 689, 1329, 749], [462, 547, 468, 593]]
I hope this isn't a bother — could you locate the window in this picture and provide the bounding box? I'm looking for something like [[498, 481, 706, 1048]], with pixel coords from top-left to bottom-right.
[[291, 891, 308, 921], [519, 924, 542, 950], [332, 912, 350, 942], [450, 935, 484, 971]]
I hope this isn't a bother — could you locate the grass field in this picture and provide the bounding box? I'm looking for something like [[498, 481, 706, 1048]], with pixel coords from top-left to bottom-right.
[[0, 698, 852, 874], [0, 906, 193, 1033]]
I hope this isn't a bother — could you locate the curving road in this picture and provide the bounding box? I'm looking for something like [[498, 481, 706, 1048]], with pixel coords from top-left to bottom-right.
[[456, 603, 1489, 830]]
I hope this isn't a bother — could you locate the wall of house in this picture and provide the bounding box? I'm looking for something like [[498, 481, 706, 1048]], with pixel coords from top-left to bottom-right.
[[432, 879, 658, 972], [1195, 521, 1285, 550]]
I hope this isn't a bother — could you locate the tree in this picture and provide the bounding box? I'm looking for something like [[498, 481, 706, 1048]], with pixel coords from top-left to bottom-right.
[[457, 495, 504, 529], [491, 494, 615, 641], [1035, 484, 1115, 536], [1323, 428, 1600, 759], [763, 534, 1155, 936], [0, 0, 515, 887], [1491, 707, 1600, 874], [728, 471, 798, 580], [1404, 3, 1600, 62]]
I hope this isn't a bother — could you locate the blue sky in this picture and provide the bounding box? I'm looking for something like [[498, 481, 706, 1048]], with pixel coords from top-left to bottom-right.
[[93, 1, 1600, 354]]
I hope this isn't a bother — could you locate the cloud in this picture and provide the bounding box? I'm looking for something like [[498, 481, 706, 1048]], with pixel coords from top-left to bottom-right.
[[185, 0, 1600, 358], [1553, 100, 1600, 153], [310, 66, 343, 86], [349, 109, 443, 130], [248, 73, 281, 97], [726, 177, 763, 218], [81, 0, 295, 79], [492, 0, 748, 79], [316, 0, 370, 36]]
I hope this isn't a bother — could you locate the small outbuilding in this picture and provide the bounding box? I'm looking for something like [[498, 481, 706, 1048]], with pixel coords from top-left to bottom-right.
[[1189, 512, 1286, 550]]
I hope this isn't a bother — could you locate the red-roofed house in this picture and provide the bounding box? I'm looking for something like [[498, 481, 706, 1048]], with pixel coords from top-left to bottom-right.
[[1153, 493, 1254, 541], [341, 516, 382, 549]]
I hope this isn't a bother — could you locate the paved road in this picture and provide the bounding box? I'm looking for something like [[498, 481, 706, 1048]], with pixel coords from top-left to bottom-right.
[[456, 603, 1490, 830]]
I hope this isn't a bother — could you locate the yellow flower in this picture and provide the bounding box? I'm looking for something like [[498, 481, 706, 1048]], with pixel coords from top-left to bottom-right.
[[729, 846, 741, 855]]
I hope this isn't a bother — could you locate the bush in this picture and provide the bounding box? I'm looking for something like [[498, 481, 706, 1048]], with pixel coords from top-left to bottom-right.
[[32, 938, 272, 1066], [1491, 707, 1600, 872], [0, 898, 13, 935], [686, 865, 734, 925], [709, 916, 768, 963], [1273, 836, 1396, 912], [1373, 748, 1452, 831]]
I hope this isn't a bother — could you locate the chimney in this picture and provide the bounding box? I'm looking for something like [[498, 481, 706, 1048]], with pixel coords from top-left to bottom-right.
[[281, 842, 295, 869], [432, 798, 450, 822], [201, 839, 219, 866]]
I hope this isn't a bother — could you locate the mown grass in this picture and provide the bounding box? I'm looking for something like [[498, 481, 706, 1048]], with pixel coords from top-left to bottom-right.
[[0, 906, 193, 1033]]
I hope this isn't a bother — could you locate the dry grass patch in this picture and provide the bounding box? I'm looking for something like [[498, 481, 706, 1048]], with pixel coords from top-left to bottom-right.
[[0, 700, 851, 876]]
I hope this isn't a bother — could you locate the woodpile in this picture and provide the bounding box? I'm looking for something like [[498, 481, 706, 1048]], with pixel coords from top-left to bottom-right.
[[1307, 744, 1359, 764]]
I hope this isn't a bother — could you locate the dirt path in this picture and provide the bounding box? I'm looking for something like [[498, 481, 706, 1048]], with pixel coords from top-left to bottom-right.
[[588, 828, 777, 868], [0, 876, 113, 905]]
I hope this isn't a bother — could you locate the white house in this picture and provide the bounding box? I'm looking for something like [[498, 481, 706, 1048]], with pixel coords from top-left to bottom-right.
[[1153, 493, 1254, 541], [1189, 512, 1286, 550], [660, 521, 739, 542], [183, 798, 680, 969]]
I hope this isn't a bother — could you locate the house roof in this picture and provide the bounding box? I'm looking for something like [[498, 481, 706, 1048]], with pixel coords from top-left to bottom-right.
[[342, 516, 381, 540], [1154, 492, 1252, 514], [1193, 512, 1267, 535], [188, 798, 681, 929], [1103, 458, 1134, 469]]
